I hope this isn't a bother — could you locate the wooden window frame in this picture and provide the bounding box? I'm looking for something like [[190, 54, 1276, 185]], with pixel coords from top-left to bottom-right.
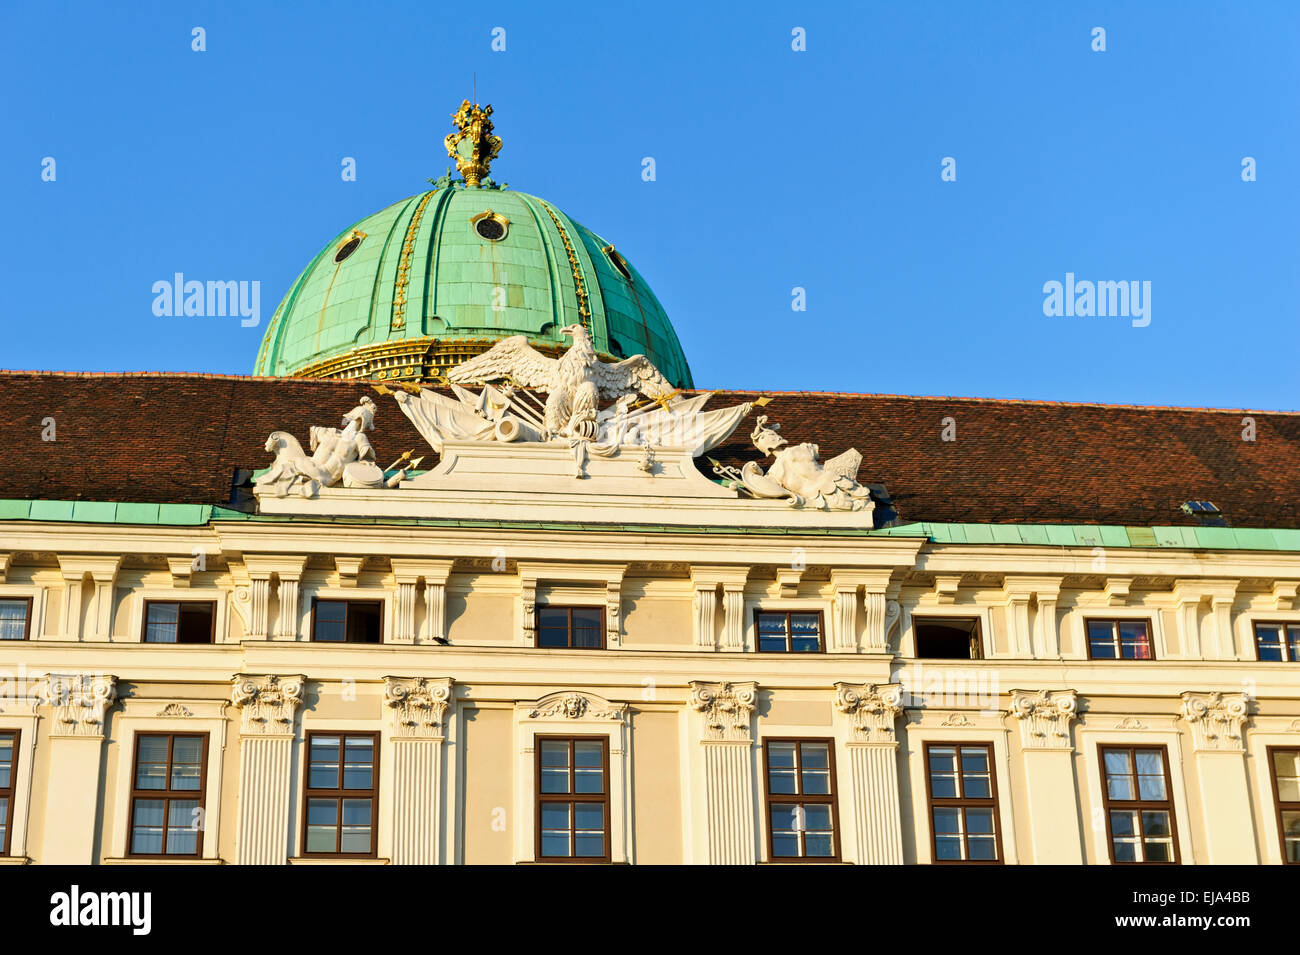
[[534, 735, 611, 863], [923, 741, 1004, 865], [1098, 744, 1180, 864], [1084, 617, 1156, 661], [1267, 746, 1300, 865], [762, 737, 841, 862], [535, 606, 606, 650], [300, 731, 381, 859], [753, 609, 826, 654], [0, 597, 33, 642], [1253, 621, 1300, 663], [0, 729, 18, 856], [140, 600, 217, 644], [912, 615, 984, 660], [309, 598, 384, 644], [127, 731, 209, 859]]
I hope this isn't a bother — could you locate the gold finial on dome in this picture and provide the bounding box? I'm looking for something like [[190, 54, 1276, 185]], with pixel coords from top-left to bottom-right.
[[444, 99, 502, 187]]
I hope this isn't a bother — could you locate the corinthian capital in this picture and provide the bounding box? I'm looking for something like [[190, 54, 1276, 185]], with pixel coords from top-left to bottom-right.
[[689, 680, 758, 741], [1180, 691, 1249, 752], [40, 673, 117, 738], [230, 673, 305, 736], [1007, 689, 1078, 750], [384, 676, 454, 738], [834, 682, 903, 742]]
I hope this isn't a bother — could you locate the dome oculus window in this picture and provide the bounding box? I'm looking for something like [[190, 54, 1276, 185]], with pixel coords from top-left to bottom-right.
[[471, 210, 509, 242], [602, 245, 633, 283], [333, 229, 366, 264]]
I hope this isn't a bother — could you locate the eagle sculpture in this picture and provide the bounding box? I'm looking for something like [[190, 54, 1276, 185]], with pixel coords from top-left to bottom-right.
[[446, 324, 673, 438]]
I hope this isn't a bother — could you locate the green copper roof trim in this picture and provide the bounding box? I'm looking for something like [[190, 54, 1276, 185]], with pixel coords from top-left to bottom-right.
[[0, 500, 1298, 551]]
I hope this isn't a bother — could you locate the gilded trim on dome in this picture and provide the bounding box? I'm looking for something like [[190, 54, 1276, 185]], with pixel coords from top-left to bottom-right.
[[391, 191, 436, 332], [537, 199, 592, 334]]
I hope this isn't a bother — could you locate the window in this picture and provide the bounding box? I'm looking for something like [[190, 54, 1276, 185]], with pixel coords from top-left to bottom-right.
[[333, 229, 365, 263], [763, 739, 839, 860], [311, 599, 382, 643], [142, 601, 215, 644], [1087, 619, 1154, 660], [914, 616, 983, 659], [755, 610, 823, 653], [0, 598, 31, 641], [536, 737, 610, 862], [924, 742, 1002, 863], [1254, 622, 1300, 662], [302, 733, 379, 857], [1099, 745, 1179, 863], [0, 730, 17, 856], [128, 733, 207, 857], [1269, 747, 1300, 864], [471, 211, 509, 241], [601, 244, 633, 283], [536, 607, 604, 649]]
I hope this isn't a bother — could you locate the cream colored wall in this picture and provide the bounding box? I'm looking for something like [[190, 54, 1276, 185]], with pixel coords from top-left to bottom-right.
[[0, 522, 1297, 865], [460, 705, 514, 864]]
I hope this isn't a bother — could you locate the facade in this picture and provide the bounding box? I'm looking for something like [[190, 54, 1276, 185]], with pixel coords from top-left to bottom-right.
[[2, 103, 1299, 866]]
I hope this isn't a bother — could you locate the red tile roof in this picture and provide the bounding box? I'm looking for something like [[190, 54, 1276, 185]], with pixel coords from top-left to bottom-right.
[[3, 372, 1297, 527]]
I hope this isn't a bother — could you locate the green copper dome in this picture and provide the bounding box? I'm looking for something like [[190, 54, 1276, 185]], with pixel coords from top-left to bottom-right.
[[254, 183, 693, 388]]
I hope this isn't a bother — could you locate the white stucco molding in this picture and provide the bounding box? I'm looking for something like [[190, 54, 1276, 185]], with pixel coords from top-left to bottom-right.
[[1007, 688, 1078, 751], [390, 559, 454, 644], [1179, 691, 1249, 753], [689, 565, 751, 651], [513, 690, 632, 863], [516, 561, 626, 648], [55, 555, 121, 642], [384, 676, 454, 738], [689, 680, 757, 742], [39, 673, 117, 738], [230, 673, 305, 737], [834, 682, 903, 744]]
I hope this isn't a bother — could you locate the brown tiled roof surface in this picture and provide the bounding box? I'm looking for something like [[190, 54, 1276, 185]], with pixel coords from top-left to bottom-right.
[[3, 371, 1298, 527]]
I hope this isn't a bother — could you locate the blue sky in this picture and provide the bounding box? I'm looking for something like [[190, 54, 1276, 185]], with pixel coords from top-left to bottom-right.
[[2, 1, 1296, 409]]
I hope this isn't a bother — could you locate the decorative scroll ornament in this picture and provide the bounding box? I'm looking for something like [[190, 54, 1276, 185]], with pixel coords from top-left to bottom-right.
[[254, 397, 418, 499], [230, 674, 305, 736], [527, 691, 626, 722], [1007, 689, 1078, 749], [689, 681, 758, 741], [384, 677, 454, 737], [157, 703, 194, 718], [444, 99, 503, 187], [1180, 691, 1249, 752], [714, 415, 873, 512], [834, 682, 904, 742], [40, 673, 117, 737]]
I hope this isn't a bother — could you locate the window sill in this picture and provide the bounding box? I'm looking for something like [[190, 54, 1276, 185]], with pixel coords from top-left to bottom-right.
[[102, 857, 226, 865], [0, 856, 31, 865], [288, 857, 390, 865]]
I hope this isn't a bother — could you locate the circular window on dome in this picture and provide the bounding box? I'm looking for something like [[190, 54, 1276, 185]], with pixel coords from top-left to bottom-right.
[[602, 245, 634, 284], [334, 229, 367, 264], [471, 210, 509, 242]]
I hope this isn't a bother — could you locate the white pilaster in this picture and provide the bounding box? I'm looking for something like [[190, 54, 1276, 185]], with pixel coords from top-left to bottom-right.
[[1008, 689, 1082, 863], [1180, 691, 1256, 863], [834, 682, 904, 863], [230, 674, 304, 865], [385, 677, 453, 864], [689, 681, 757, 863], [38, 673, 117, 863]]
